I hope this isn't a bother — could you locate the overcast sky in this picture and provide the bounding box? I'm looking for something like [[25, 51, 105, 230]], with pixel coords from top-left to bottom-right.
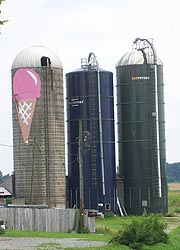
[[0, 0, 179, 175]]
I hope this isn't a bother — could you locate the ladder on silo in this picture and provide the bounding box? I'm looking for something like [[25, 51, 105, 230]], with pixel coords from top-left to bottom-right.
[[89, 71, 97, 188], [149, 66, 160, 197]]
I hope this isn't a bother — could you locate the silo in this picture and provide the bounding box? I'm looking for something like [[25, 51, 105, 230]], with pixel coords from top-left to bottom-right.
[[116, 39, 168, 215], [11, 45, 66, 208], [66, 53, 116, 212]]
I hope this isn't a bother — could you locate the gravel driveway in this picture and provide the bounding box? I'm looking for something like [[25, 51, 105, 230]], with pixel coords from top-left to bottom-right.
[[0, 237, 106, 250]]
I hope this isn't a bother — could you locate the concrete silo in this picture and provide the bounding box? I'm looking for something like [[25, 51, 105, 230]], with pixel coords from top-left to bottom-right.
[[116, 39, 168, 215], [66, 53, 116, 212], [11, 45, 66, 208]]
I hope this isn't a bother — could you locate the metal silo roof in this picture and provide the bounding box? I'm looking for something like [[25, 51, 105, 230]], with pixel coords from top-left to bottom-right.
[[12, 45, 63, 69], [66, 67, 110, 74], [116, 50, 163, 66]]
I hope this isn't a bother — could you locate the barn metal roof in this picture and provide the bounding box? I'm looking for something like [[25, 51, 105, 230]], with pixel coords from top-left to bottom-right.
[[0, 187, 11, 196], [12, 45, 63, 69]]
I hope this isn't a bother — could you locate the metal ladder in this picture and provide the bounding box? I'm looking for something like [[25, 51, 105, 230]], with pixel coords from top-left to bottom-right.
[[149, 66, 160, 197], [89, 71, 97, 188]]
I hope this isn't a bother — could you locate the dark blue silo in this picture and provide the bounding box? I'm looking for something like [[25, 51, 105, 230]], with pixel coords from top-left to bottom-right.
[[116, 39, 168, 215], [66, 53, 116, 212]]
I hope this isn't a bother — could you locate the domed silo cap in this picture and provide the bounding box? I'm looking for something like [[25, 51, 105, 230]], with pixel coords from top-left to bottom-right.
[[12, 45, 63, 70], [116, 50, 163, 66]]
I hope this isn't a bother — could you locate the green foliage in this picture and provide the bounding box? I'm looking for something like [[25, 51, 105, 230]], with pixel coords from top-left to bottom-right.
[[104, 211, 115, 218], [167, 163, 180, 183], [6, 197, 12, 205], [65, 245, 129, 250], [77, 226, 90, 234], [37, 243, 63, 250], [168, 177, 176, 183], [169, 226, 180, 248], [4, 216, 180, 250], [0, 170, 9, 183], [168, 191, 180, 213], [173, 207, 180, 213], [0, 225, 5, 235], [5, 229, 107, 242], [110, 215, 168, 249], [96, 225, 112, 235]]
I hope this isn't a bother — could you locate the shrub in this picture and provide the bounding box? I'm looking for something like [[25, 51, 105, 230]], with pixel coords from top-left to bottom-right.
[[6, 197, 12, 205], [109, 215, 168, 249], [104, 211, 115, 218], [77, 226, 90, 234], [0, 226, 5, 235]]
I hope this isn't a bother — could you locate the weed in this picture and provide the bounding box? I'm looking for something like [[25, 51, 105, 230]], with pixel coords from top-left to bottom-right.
[[104, 211, 115, 218], [36, 243, 63, 250], [77, 226, 90, 234], [96, 225, 112, 235]]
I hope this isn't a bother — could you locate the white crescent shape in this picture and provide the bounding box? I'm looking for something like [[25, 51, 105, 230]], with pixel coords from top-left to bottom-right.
[[26, 70, 38, 85]]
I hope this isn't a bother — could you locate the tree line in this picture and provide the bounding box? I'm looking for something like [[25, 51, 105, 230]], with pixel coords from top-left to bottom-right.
[[166, 162, 180, 183], [0, 170, 9, 182], [1, 162, 180, 183]]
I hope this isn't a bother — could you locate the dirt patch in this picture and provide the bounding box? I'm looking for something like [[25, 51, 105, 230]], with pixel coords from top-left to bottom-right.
[[168, 183, 180, 191]]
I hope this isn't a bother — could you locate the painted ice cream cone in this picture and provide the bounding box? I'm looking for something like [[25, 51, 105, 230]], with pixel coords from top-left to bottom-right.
[[17, 99, 36, 143], [13, 69, 41, 143]]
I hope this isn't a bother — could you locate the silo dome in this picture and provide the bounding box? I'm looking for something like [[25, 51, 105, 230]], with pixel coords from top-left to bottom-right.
[[117, 50, 163, 66], [12, 45, 62, 69]]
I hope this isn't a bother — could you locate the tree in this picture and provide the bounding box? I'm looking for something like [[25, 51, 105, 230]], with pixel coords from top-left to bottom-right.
[[0, 170, 9, 182], [0, 0, 7, 26], [167, 163, 180, 182]]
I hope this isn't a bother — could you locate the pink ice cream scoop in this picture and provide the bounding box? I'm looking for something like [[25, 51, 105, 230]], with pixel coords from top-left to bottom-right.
[[13, 68, 41, 143], [13, 68, 41, 100]]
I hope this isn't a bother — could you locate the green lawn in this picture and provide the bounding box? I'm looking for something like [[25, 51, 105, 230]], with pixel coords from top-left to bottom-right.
[[2, 190, 180, 250], [4, 215, 180, 250], [64, 222, 180, 250], [168, 190, 180, 213], [4, 229, 108, 242]]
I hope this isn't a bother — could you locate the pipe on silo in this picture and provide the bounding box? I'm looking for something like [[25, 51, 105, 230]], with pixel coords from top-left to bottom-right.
[[134, 38, 162, 198], [97, 66, 105, 195], [88, 52, 105, 195]]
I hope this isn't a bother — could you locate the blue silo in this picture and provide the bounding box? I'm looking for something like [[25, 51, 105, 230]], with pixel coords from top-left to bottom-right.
[[66, 53, 116, 212]]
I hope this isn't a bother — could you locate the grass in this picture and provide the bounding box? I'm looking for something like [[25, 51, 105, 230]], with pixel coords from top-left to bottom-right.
[[4, 216, 133, 242], [95, 216, 132, 235], [38, 187, 180, 250], [2, 188, 180, 250], [168, 189, 180, 213], [64, 245, 129, 250], [63, 224, 180, 250], [37, 243, 63, 250], [4, 216, 180, 250], [4, 229, 107, 242]]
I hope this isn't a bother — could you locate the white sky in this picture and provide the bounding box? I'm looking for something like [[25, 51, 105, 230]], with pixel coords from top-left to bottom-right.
[[0, 0, 179, 175]]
